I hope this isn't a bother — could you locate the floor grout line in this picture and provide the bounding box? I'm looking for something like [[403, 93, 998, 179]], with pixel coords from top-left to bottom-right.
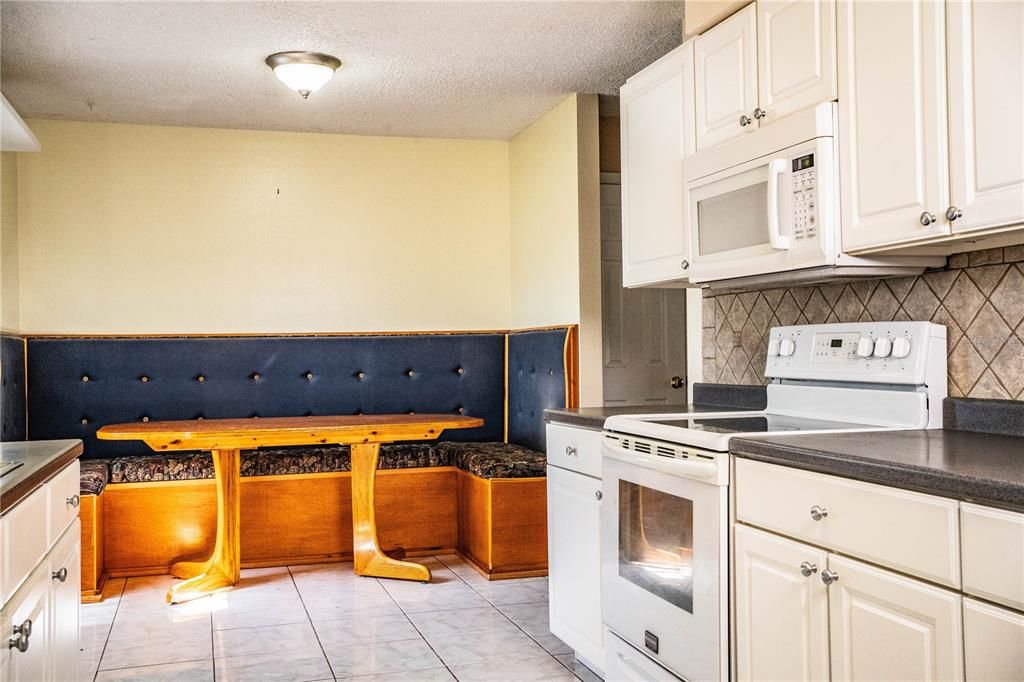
[[288, 565, 339, 682], [91, 577, 127, 681]]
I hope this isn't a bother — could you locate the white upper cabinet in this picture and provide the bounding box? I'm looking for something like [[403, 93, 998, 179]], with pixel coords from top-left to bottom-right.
[[695, 4, 758, 150], [946, 0, 1024, 234], [756, 0, 837, 123], [620, 41, 695, 287], [838, 0, 951, 251]]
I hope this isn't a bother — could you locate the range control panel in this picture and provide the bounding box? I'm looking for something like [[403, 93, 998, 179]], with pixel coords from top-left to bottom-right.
[[765, 322, 946, 385]]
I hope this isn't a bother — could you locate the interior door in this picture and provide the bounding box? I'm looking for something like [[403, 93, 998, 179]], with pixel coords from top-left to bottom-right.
[[601, 179, 688, 406], [694, 3, 758, 150], [734, 525, 829, 682], [757, 0, 837, 122], [838, 0, 950, 251], [828, 554, 964, 682], [946, 0, 1024, 233]]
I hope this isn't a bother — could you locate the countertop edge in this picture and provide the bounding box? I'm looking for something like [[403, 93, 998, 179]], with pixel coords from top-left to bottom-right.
[[0, 440, 84, 516], [730, 437, 1024, 513]]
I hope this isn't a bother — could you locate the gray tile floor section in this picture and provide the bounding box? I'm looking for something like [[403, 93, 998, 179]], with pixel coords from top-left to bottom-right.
[[81, 555, 603, 682]]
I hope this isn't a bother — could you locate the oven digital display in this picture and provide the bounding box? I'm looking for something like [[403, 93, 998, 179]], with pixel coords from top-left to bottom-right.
[[792, 154, 815, 172], [830, 339, 843, 348]]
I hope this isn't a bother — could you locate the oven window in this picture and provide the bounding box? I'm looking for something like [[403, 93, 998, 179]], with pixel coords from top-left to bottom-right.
[[618, 480, 694, 613], [697, 182, 769, 255]]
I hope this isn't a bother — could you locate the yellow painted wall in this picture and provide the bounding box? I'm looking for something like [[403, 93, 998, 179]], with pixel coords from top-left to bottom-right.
[[0, 152, 19, 332], [16, 121, 511, 334]]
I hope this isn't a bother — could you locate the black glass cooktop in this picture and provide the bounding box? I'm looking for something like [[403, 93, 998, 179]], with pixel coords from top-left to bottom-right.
[[648, 414, 880, 434]]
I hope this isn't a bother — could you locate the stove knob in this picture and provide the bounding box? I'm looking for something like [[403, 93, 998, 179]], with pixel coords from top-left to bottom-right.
[[767, 338, 781, 357], [856, 337, 874, 358], [873, 337, 893, 358], [892, 337, 911, 359], [779, 339, 796, 357]]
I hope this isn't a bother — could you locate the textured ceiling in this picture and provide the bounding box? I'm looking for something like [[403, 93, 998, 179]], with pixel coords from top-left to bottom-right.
[[0, 1, 682, 140]]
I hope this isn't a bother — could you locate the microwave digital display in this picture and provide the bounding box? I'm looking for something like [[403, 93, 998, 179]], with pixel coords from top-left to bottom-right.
[[792, 154, 815, 172]]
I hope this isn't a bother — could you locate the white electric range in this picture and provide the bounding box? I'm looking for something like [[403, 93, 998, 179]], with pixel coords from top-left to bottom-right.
[[599, 321, 948, 682]]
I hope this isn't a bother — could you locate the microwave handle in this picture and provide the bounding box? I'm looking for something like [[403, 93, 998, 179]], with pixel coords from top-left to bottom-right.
[[767, 158, 791, 250]]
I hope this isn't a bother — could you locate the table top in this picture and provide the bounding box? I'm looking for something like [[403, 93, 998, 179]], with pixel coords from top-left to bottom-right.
[[97, 414, 484, 451]]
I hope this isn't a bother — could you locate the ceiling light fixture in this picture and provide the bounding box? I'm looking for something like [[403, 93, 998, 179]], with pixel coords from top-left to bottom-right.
[[265, 51, 342, 99]]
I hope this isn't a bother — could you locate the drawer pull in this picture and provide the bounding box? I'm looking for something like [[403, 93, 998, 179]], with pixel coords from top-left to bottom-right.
[[821, 569, 840, 586], [809, 505, 828, 521], [8, 619, 32, 653], [595, 490, 603, 501], [52, 567, 69, 583], [565, 446, 577, 457], [66, 494, 80, 508], [799, 561, 818, 577]]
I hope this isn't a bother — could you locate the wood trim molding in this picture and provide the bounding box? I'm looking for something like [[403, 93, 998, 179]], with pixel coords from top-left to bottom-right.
[[503, 334, 510, 443], [23, 324, 579, 340], [564, 325, 580, 409]]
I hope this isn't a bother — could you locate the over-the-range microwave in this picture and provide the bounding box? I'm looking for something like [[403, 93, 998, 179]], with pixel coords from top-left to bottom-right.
[[684, 103, 944, 287]]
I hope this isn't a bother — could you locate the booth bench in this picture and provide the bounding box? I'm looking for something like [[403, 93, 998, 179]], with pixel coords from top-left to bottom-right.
[[1, 328, 575, 602]]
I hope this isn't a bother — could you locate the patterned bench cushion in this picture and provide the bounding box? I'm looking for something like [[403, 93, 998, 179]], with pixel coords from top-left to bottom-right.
[[80, 458, 110, 495], [105, 442, 543, 484]]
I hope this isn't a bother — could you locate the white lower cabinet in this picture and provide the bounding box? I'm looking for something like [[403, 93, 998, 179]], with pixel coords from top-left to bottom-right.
[[49, 522, 81, 682], [546, 424, 604, 675], [734, 525, 829, 682], [963, 598, 1024, 682], [828, 554, 963, 682], [0, 564, 50, 682]]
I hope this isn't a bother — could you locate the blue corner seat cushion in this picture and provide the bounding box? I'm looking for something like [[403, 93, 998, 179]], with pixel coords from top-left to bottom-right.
[[100, 441, 545, 485]]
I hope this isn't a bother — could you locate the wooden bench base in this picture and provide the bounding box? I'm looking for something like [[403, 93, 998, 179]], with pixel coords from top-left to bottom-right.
[[81, 467, 547, 599]]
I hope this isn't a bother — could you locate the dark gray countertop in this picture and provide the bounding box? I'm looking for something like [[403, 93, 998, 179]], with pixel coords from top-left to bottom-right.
[[0, 440, 83, 516], [731, 430, 1024, 512]]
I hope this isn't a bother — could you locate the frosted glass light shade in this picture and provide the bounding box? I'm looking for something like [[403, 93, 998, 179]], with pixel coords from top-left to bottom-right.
[[265, 52, 342, 99]]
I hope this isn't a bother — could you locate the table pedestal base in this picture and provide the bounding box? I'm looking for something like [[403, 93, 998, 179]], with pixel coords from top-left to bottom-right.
[[351, 443, 431, 582], [167, 449, 241, 603]]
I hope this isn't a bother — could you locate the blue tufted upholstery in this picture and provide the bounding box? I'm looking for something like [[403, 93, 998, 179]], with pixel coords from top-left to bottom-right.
[[507, 329, 568, 452], [1, 335, 26, 442], [27, 334, 505, 459]]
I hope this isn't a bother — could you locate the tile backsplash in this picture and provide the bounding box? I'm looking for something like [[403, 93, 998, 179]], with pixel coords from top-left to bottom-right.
[[701, 247, 1024, 399]]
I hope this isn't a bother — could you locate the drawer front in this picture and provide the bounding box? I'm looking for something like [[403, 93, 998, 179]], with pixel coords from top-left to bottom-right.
[[961, 503, 1024, 611], [46, 460, 80, 545], [735, 458, 960, 587], [964, 598, 1024, 682], [546, 423, 602, 478], [0, 489, 48, 606]]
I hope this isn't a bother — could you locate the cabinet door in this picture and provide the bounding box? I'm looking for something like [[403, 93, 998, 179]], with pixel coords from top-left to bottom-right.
[[50, 521, 80, 682], [546, 466, 603, 672], [0, 565, 51, 682], [838, 0, 950, 251], [947, 0, 1024, 233], [963, 598, 1024, 682], [757, 0, 837, 122], [828, 554, 963, 682], [620, 42, 693, 287], [694, 3, 758, 150], [734, 525, 829, 682]]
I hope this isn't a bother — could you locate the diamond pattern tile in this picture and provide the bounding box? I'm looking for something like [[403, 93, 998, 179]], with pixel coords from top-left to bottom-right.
[[700, 248, 1024, 399]]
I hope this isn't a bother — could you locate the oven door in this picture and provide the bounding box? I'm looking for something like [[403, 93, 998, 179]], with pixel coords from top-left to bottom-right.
[[601, 441, 728, 682]]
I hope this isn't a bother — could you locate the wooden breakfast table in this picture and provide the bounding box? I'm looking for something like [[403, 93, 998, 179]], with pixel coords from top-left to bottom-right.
[[97, 413, 482, 603]]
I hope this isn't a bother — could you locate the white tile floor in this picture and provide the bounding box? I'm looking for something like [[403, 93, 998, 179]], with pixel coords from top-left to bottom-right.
[[81, 555, 602, 682]]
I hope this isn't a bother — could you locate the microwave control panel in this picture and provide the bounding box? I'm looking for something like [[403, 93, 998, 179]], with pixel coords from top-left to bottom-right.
[[791, 152, 817, 242]]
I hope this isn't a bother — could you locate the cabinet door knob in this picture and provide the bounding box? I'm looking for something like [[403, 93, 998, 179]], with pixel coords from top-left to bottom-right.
[[595, 490, 603, 501], [945, 206, 963, 221], [8, 619, 32, 653], [680, 259, 690, 270], [66, 494, 80, 508], [753, 107, 767, 120], [52, 567, 69, 583], [809, 504, 828, 521], [821, 569, 840, 586], [919, 211, 937, 226], [799, 561, 818, 577], [670, 376, 685, 389], [739, 114, 753, 127], [565, 446, 577, 457]]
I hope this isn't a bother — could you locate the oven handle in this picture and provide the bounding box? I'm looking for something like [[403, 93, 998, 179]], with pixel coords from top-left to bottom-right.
[[603, 441, 719, 483], [613, 648, 668, 681], [767, 158, 791, 250]]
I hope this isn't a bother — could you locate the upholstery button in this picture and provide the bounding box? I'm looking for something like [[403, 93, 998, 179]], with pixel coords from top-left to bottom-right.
[[140, 375, 149, 383], [252, 373, 261, 381], [81, 375, 89, 383], [355, 410, 363, 416], [408, 410, 415, 415], [80, 418, 89, 425], [407, 370, 415, 377], [357, 372, 365, 380], [457, 367, 465, 375], [252, 414, 260, 419], [141, 416, 150, 423], [457, 407, 465, 414], [196, 416, 204, 421], [305, 372, 314, 381], [197, 375, 206, 383]]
